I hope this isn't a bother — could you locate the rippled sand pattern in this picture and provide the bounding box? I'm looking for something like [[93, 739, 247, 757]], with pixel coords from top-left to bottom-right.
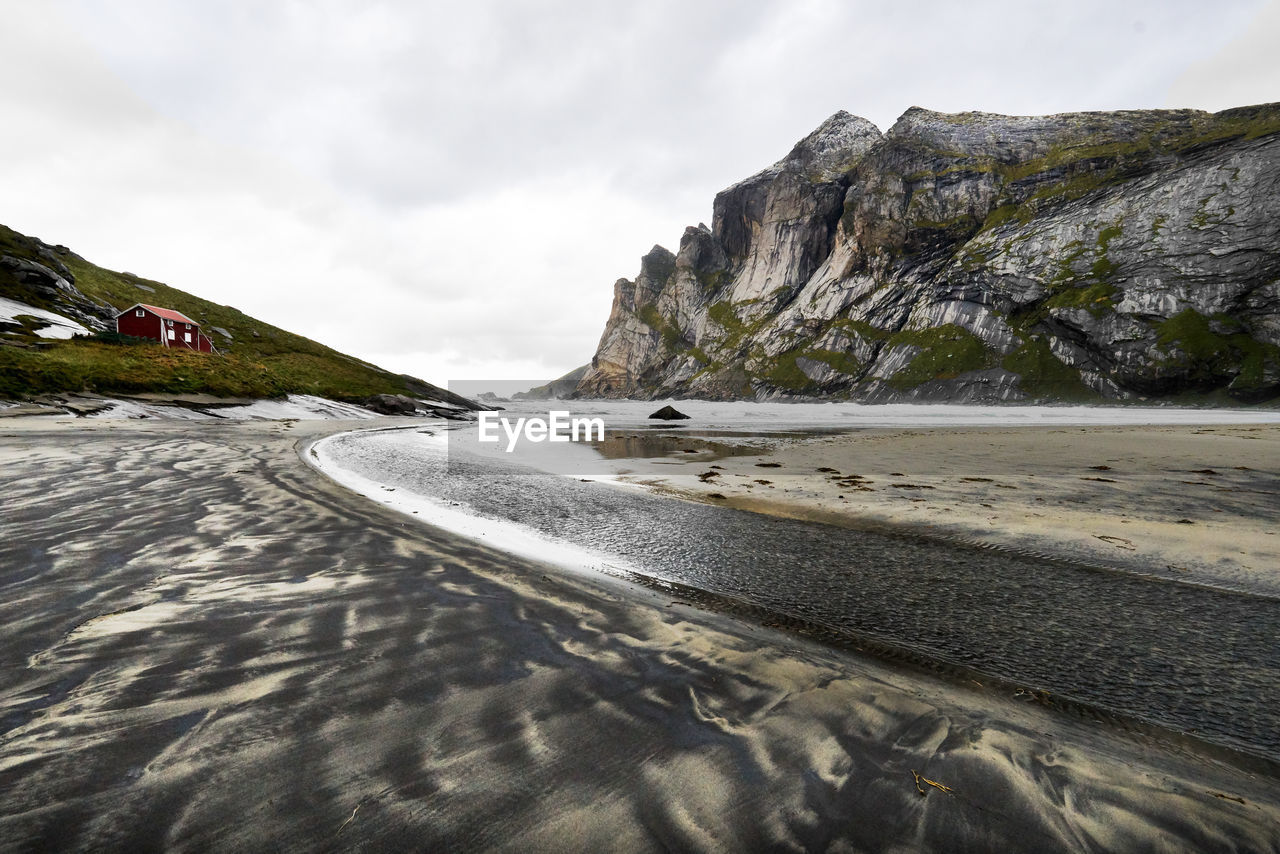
[[323, 429, 1280, 763], [1, 420, 1278, 852]]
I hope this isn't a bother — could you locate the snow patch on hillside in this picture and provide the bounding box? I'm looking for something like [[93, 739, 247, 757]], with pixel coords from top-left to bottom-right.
[[0, 296, 91, 339]]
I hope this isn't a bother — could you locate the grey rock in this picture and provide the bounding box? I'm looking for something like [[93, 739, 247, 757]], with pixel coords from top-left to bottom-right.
[[363, 394, 419, 415], [0, 403, 65, 418], [577, 102, 1280, 404], [360, 394, 479, 419], [0, 252, 115, 331], [60, 397, 115, 416], [2, 255, 72, 293]]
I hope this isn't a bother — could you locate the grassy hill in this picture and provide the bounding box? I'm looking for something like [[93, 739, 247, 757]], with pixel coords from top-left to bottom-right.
[[0, 224, 473, 406]]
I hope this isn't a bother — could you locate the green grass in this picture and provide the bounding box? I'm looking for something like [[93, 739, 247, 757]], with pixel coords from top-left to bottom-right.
[[980, 203, 1034, 232], [1155, 309, 1231, 363], [756, 347, 815, 392], [707, 300, 746, 337], [802, 348, 863, 378], [637, 303, 684, 352], [0, 223, 462, 403], [1044, 281, 1118, 314], [706, 300, 773, 352], [883, 325, 993, 389], [0, 339, 278, 399], [1000, 226, 1122, 322], [686, 345, 711, 364], [1154, 309, 1280, 393], [1000, 336, 1096, 401], [826, 317, 889, 340]]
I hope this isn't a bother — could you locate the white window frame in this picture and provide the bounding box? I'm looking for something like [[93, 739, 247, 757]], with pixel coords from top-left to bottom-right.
[[135, 309, 144, 317]]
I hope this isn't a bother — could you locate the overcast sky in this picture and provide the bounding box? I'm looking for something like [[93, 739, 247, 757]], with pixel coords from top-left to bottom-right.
[[2, 1, 1277, 390]]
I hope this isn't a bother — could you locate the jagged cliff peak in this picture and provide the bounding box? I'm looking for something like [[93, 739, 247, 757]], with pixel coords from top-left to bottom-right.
[[772, 110, 883, 181], [716, 111, 882, 197], [578, 103, 1280, 403]]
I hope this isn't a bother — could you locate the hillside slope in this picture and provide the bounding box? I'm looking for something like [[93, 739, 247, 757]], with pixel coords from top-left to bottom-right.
[[512, 364, 590, 400], [0, 224, 475, 408], [578, 104, 1280, 404]]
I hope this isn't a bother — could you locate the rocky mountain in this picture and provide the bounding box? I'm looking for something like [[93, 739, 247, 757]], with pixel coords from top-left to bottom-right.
[[0, 223, 479, 409], [513, 364, 590, 400], [577, 103, 1280, 403]]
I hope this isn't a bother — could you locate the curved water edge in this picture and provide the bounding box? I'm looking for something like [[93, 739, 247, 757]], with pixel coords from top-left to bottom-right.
[[471, 398, 1280, 430], [306, 421, 1280, 769]]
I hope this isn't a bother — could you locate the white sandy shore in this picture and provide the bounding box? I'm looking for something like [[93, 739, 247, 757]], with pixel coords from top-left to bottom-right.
[[602, 423, 1280, 595]]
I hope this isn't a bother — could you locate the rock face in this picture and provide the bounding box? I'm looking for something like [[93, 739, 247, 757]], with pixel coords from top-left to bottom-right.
[[512, 364, 590, 400], [0, 232, 117, 333], [577, 104, 1280, 403]]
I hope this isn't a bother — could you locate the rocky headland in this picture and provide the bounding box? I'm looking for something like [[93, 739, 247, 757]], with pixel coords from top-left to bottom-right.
[[578, 104, 1280, 403]]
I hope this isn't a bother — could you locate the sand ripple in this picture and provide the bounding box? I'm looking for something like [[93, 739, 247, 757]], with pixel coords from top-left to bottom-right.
[[0, 420, 1277, 852]]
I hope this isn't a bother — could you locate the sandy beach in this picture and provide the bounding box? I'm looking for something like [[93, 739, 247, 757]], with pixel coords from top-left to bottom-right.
[[1, 417, 1279, 852], [604, 423, 1280, 595]]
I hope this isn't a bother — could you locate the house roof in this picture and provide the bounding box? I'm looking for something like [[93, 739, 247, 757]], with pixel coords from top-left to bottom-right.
[[117, 303, 200, 326]]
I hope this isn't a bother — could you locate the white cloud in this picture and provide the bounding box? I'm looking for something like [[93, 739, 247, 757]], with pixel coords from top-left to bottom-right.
[[1166, 0, 1280, 111], [0, 0, 1273, 387]]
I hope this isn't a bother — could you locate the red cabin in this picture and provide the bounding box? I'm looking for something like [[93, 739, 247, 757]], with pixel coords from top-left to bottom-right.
[[115, 303, 217, 353]]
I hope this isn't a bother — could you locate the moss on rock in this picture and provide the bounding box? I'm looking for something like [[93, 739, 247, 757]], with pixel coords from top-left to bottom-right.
[[1154, 309, 1280, 394], [885, 325, 993, 389], [1001, 336, 1096, 400]]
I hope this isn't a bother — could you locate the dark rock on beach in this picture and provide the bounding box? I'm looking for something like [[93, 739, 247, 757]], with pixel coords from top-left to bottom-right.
[[648, 404, 690, 420], [363, 393, 421, 415]]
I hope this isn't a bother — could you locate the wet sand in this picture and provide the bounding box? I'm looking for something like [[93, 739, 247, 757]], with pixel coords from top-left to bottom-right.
[[610, 423, 1280, 595], [1, 418, 1279, 852]]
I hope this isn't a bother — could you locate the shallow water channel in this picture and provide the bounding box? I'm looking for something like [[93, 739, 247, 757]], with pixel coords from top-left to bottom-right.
[[317, 426, 1280, 765]]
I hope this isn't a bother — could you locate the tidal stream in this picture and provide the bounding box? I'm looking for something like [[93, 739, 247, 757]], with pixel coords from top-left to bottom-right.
[[315, 426, 1280, 766]]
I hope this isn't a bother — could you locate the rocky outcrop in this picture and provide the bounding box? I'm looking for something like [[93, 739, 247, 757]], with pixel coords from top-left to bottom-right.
[[512, 364, 590, 400], [362, 393, 481, 418], [0, 234, 117, 333], [363, 393, 420, 415], [577, 103, 1280, 403]]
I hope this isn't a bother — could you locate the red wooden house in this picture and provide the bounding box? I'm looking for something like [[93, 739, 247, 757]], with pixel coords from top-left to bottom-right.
[[115, 304, 217, 353]]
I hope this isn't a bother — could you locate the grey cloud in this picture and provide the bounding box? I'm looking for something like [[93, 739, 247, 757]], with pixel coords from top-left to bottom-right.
[[1166, 0, 1280, 110], [15, 0, 1276, 384]]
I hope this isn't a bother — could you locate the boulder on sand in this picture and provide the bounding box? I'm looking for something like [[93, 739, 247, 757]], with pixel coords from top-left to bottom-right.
[[648, 405, 690, 420], [363, 394, 419, 415]]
